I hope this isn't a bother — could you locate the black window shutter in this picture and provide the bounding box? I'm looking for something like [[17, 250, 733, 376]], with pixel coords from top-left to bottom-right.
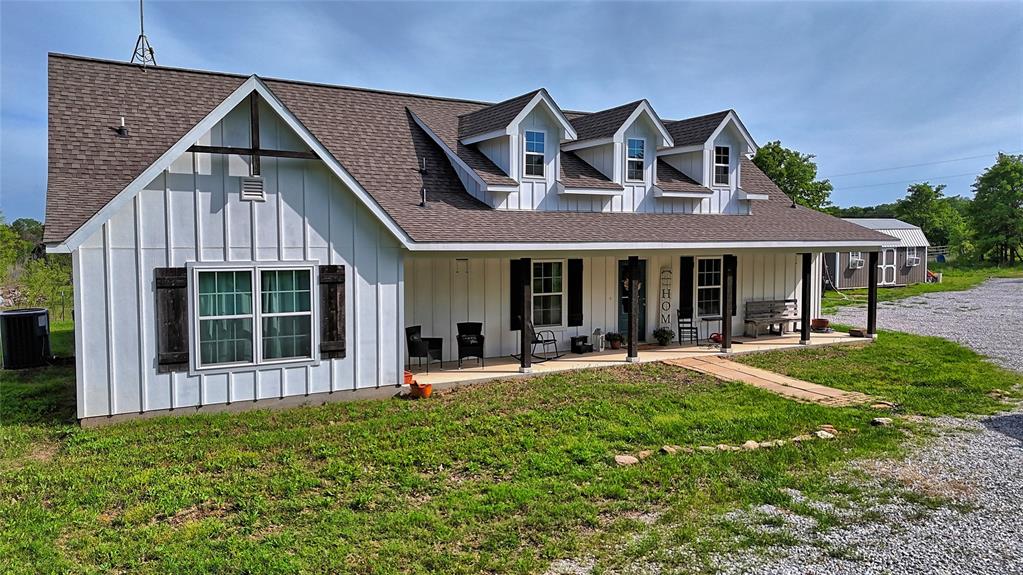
[[509, 259, 525, 331], [567, 259, 583, 327], [680, 256, 694, 312], [319, 265, 346, 359], [724, 254, 738, 317], [155, 267, 188, 373]]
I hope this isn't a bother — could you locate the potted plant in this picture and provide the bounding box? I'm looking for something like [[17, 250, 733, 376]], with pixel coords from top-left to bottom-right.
[[653, 327, 675, 346], [605, 332, 624, 350]]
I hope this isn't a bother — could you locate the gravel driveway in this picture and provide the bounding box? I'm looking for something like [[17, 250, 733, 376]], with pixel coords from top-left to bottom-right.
[[708, 278, 1023, 575], [826, 277, 1023, 372]]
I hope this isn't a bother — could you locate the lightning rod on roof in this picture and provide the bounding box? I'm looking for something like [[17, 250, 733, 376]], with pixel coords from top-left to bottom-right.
[[130, 0, 157, 68]]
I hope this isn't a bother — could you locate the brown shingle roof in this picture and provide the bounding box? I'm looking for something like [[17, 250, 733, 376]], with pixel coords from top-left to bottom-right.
[[560, 152, 622, 191], [664, 110, 730, 147], [44, 56, 246, 242], [457, 89, 539, 139], [655, 159, 706, 194], [45, 54, 891, 247], [569, 100, 642, 141]]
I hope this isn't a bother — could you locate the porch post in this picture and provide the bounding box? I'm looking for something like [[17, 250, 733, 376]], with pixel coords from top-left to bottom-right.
[[520, 257, 532, 372], [721, 254, 736, 352], [867, 251, 879, 338], [800, 252, 812, 345], [626, 255, 639, 362]]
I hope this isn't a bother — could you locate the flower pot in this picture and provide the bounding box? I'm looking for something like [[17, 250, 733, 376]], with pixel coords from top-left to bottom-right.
[[409, 382, 432, 399], [655, 339, 671, 346], [403, 370, 414, 385], [609, 341, 622, 350], [810, 318, 830, 330]]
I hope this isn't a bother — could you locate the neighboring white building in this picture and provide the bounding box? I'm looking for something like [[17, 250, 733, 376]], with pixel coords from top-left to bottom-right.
[[44, 54, 891, 424]]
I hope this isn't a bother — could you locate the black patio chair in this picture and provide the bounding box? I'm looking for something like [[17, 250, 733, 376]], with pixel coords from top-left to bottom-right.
[[526, 320, 564, 362], [456, 322, 485, 368], [677, 307, 699, 346], [405, 325, 443, 372]]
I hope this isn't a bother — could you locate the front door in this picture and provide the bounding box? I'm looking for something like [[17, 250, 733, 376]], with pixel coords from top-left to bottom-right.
[[879, 249, 897, 285], [618, 259, 647, 341]]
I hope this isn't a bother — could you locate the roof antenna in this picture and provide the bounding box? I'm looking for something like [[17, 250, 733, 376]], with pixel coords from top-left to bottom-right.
[[130, 0, 157, 68]]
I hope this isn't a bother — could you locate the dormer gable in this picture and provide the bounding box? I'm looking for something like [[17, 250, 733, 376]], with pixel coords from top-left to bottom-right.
[[458, 88, 577, 144], [563, 99, 673, 151], [659, 110, 758, 192]]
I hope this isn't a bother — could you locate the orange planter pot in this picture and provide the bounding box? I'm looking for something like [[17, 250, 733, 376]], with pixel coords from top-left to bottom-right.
[[409, 382, 433, 399], [403, 370, 414, 385]]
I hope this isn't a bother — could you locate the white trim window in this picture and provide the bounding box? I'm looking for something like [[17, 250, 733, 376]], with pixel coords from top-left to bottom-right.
[[194, 265, 315, 369], [906, 246, 917, 259], [524, 130, 545, 178], [697, 258, 722, 317], [714, 146, 730, 186], [532, 260, 564, 327], [850, 251, 862, 261], [626, 138, 645, 181]]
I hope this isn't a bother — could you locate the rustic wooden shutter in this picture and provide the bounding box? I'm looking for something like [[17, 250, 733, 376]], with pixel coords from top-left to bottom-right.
[[155, 267, 188, 373], [319, 265, 346, 359], [509, 259, 525, 331], [680, 256, 694, 312], [567, 259, 583, 327]]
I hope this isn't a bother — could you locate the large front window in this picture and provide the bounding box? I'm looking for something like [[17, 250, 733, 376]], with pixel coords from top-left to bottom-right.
[[195, 266, 314, 368], [627, 138, 645, 181], [524, 130, 545, 178], [714, 146, 730, 186], [532, 260, 563, 327], [697, 258, 722, 316]]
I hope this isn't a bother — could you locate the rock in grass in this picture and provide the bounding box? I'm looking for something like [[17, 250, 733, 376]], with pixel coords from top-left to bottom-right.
[[681, 446, 695, 454], [615, 454, 639, 466], [814, 430, 836, 439], [638, 450, 654, 460], [871, 401, 897, 410], [871, 417, 894, 427], [791, 434, 813, 443], [660, 445, 678, 455], [819, 424, 839, 434], [742, 440, 760, 450]]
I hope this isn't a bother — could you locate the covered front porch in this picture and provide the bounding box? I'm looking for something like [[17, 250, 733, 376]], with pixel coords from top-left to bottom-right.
[[408, 331, 865, 387]]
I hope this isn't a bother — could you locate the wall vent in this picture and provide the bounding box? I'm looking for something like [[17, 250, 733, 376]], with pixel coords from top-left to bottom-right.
[[240, 176, 265, 201]]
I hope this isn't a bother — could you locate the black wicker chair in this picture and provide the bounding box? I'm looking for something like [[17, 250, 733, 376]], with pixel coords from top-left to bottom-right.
[[456, 322, 485, 368], [677, 307, 699, 346], [405, 325, 443, 372]]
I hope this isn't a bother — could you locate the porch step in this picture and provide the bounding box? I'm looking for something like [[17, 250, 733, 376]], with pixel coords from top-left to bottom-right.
[[663, 356, 873, 407]]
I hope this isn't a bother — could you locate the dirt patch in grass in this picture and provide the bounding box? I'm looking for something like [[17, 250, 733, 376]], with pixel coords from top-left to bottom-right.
[[858, 459, 975, 500], [159, 502, 234, 526]]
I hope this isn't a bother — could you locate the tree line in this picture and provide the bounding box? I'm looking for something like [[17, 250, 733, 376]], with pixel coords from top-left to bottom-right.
[[0, 214, 73, 314], [753, 142, 1023, 265]]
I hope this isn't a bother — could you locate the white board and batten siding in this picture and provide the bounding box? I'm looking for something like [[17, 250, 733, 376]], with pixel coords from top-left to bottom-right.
[[73, 100, 404, 419], [403, 251, 822, 362]]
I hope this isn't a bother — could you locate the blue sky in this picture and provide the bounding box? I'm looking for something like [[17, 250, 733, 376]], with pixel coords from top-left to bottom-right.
[[2, 1, 1021, 221]]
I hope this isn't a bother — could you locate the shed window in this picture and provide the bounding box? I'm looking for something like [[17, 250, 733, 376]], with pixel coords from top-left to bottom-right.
[[714, 146, 730, 186], [697, 258, 722, 317], [626, 138, 645, 181], [524, 130, 545, 177], [532, 260, 563, 327], [906, 247, 917, 259], [195, 266, 315, 368]]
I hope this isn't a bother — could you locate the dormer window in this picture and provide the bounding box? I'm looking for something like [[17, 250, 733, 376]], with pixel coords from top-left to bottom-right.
[[626, 138, 645, 181], [524, 130, 545, 178], [714, 146, 730, 186]]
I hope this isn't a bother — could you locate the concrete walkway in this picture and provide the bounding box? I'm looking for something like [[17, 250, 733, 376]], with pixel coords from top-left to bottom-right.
[[664, 355, 873, 406]]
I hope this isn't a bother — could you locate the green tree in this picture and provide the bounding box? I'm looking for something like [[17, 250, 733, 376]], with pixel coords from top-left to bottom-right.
[[0, 213, 30, 283], [969, 153, 1023, 264], [752, 141, 833, 210], [20, 255, 73, 313]]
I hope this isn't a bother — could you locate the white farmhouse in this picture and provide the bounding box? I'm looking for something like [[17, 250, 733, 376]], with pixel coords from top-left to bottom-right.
[[43, 54, 891, 424]]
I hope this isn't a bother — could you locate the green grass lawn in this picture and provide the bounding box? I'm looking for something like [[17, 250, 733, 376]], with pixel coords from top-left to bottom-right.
[[1, 323, 1020, 574], [821, 264, 1023, 314]]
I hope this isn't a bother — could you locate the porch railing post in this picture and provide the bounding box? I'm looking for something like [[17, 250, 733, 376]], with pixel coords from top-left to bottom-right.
[[626, 255, 639, 362], [721, 254, 736, 352], [800, 252, 812, 345], [867, 251, 879, 338], [520, 257, 532, 373]]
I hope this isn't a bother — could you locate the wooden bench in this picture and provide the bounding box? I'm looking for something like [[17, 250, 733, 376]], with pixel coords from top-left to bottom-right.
[[744, 299, 799, 338]]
